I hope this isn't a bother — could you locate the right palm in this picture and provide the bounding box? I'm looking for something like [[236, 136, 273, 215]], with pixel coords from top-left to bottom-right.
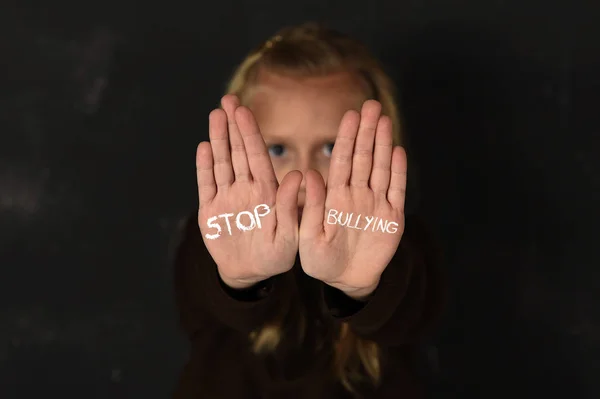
[[196, 95, 302, 289]]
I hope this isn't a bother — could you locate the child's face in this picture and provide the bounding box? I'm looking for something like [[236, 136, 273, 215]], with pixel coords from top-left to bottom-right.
[[247, 71, 367, 209]]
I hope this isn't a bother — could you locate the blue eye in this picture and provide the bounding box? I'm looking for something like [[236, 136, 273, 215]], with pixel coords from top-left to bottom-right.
[[268, 144, 286, 157], [322, 142, 334, 157]]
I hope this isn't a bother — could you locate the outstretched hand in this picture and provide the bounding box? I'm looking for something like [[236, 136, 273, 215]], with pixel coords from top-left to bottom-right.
[[196, 95, 302, 289], [298, 100, 407, 300]]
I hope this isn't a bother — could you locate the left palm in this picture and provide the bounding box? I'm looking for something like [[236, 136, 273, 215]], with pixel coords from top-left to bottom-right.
[[299, 100, 407, 298]]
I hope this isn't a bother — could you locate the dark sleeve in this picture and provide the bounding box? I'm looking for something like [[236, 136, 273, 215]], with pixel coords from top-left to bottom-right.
[[322, 214, 446, 346], [173, 212, 295, 339]]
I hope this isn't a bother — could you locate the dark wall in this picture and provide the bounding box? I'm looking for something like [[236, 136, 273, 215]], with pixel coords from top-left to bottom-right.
[[1, 1, 598, 398]]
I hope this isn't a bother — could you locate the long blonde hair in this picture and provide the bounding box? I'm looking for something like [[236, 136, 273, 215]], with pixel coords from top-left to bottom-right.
[[225, 22, 403, 394]]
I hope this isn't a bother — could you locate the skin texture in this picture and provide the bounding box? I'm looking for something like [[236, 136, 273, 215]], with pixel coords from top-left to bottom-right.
[[196, 72, 407, 300], [248, 71, 367, 209]]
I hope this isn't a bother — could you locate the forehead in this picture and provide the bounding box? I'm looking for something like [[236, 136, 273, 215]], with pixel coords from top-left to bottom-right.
[[246, 71, 367, 139]]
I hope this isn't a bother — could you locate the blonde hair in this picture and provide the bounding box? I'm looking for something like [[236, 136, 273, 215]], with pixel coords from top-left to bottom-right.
[[225, 22, 403, 394]]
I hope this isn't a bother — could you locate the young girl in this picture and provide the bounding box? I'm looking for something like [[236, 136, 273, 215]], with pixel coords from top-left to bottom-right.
[[173, 22, 444, 398]]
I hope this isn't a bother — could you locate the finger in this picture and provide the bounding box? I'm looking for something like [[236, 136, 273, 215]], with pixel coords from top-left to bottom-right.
[[209, 109, 234, 187], [275, 170, 303, 240], [221, 94, 251, 182], [300, 169, 326, 239], [196, 141, 216, 208], [350, 100, 381, 187], [235, 106, 278, 187], [369, 115, 394, 196], [388, 146, 408, 211], [327, 110, 360, 188]]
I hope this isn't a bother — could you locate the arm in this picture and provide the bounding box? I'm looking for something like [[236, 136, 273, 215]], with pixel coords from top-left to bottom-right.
[[173, 213, 295, 339], [322, 214, 446, 346]]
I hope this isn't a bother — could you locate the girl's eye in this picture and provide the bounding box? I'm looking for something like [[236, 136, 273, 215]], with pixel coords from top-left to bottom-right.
[[322, 142, 335, 157], [268, 144, 286, 157]]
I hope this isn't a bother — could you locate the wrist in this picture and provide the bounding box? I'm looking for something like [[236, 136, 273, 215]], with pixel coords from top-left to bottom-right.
[[218, 271, 264, 291], [340, 285, 377, 301], [218, 272, 275, 302], [327, 279, 380, 302]]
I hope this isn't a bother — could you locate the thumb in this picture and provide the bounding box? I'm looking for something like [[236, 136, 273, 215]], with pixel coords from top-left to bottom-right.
[[275, 170, 303, 238], [300, 169, 326, 239]]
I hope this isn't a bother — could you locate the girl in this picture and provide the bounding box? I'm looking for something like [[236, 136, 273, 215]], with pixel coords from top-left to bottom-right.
[[173, 22, 444, 398]]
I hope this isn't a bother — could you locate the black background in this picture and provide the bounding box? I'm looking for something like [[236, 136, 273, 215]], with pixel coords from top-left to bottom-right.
[[1, 1, 598, 398]]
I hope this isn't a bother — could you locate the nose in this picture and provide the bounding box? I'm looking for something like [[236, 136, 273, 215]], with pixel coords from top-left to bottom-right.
[[296, 154, 316, 190]]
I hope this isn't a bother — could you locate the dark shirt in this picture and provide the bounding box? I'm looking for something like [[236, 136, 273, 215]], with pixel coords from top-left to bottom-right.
[[172, 213, 445, 398]]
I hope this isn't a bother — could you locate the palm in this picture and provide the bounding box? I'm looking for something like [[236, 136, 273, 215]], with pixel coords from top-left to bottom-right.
[[197, 95, 302, 288], [299, 100, 406, 295], [199, 181, 286, 281], [309, 187, 402, 287]]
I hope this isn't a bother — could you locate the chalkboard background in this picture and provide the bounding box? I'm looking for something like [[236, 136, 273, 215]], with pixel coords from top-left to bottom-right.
[[1, 1, 598, 398]]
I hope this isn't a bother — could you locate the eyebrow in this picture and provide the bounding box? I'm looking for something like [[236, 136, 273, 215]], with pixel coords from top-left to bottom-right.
[[261, 132, 294, 142], [262, 133, 337, 144]]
